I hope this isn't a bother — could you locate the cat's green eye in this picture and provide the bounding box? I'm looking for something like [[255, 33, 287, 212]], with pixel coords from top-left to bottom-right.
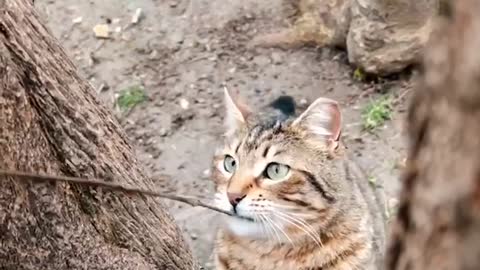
[[223, 155, 237, 173], [265, 163, 290, 181]]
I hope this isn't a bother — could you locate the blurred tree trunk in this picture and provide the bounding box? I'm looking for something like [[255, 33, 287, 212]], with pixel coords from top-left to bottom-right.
[[0, 1, 195, 269], [386, 1, 480, 270]]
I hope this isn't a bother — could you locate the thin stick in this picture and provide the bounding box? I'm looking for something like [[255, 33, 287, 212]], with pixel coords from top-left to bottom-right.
[[0, 169, 233, 217]]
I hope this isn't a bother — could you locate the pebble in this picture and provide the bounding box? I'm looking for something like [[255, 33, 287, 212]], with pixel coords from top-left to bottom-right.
[[131, 8, 143, 24], [388, 198, 399, 212], [159, 128, 169, 137], [72, 16, 83, 24], [93, 24, 110, 39], [271, 52, 283, 65], [299, 98, 308, 106], [253, 55, 270, 66], [170, 30, 185, 45], [179, 98, 190, 109]]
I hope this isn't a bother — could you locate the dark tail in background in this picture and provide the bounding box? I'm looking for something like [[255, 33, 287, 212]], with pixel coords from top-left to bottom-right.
[[269, 95, 296, 121]]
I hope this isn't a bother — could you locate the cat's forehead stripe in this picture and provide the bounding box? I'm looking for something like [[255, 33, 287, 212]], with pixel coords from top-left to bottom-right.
[[262, 144, 271, 158], [235, 140, 242, 153]]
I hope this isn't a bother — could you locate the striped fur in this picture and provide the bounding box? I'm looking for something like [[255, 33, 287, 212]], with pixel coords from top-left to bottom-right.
[[212, 91, 385, 270]]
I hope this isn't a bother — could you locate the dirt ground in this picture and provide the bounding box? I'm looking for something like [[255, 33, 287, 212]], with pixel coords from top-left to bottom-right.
[[36, 0, 411, 268]]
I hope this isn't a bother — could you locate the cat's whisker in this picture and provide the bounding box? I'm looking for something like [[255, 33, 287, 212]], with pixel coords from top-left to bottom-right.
[[258, 214, 276, 241], [271, 211, 323, 248], [271, 207, 317, 230], [272, 212, 322, 248], [255, 214, 272, 240], [261, 213, 282, 244], [282, 214, 323, 248], [274, 210, 321, 240], [265, 214, 295, 246], [257, 214, 272, 238]]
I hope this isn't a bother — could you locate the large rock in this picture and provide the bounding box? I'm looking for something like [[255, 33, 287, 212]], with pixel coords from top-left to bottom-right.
[[347, 0, 436, 74], [249, 0, 351, 49], [250, 0, 438, 75]]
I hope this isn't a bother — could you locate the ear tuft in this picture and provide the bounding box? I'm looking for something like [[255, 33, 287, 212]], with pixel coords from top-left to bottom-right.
[[224, 87, 250, 136], [292, 97, 342, 147]]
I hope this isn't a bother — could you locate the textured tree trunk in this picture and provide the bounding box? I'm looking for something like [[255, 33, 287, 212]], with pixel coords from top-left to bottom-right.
[[0, 1, 195, 269], [386, 1, 480, 270]]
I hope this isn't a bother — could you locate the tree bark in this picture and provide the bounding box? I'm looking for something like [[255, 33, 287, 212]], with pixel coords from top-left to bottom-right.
[[0, 1, 195, 269], [386, 1, 480, 270]]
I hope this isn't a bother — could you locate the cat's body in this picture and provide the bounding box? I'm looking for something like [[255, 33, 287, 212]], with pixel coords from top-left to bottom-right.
[[212, 90, 386, 270]]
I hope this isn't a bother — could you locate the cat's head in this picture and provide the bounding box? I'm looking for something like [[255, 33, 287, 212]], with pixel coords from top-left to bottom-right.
[[212, 88, 347, 241]]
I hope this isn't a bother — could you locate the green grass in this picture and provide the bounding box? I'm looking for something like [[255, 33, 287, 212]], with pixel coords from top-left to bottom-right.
[[353, 67, 367, 82], [116, 85, 147, 111], [361, 95, 393, 131], [367, 175, 377, 188]]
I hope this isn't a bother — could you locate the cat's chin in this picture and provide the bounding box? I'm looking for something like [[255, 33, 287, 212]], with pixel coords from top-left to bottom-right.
[[223, 215, 269, 239]]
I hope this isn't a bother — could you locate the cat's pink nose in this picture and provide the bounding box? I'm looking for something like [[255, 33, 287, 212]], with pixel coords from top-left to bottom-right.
[[227, 192, 246, 208]]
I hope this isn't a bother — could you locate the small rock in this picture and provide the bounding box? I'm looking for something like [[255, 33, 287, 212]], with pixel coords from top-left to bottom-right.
[[114, 26, 122, 33], [271, 52, 283, 65], [159, 128, 169, 137], [333, 54, 342, 61], [190, 233, 198, 240], [209, 110, 218, 118], [179, 98, 190, 110], [299, 98, 308, 106], [394, 158, 407, 170], [131, 8, 143, 24], [202, 169, 211, 178], [72, 16, 83, 24], [97, 82, 109, 92], [170, 30, 185, 45], [253, 55, 270, 66], [93, 24, 110, 39], [388, 198, 399, 213], [149, 50, 159, 59], [353, 137, 364, 144]]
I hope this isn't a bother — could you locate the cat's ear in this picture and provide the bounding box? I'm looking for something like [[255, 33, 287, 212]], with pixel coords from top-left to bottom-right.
[[292, 97, 342, 150], [224, 87, 250, 136]]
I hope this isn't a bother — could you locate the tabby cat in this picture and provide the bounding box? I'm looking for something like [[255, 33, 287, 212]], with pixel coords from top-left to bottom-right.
[[211, 88, 386, 270]]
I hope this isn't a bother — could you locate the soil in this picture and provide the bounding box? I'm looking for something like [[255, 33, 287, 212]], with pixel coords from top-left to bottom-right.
[[36, 0, 411, 268]]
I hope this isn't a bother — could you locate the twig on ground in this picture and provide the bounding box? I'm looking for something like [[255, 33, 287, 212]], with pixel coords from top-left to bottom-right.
[[0, 169, 233, 217]]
